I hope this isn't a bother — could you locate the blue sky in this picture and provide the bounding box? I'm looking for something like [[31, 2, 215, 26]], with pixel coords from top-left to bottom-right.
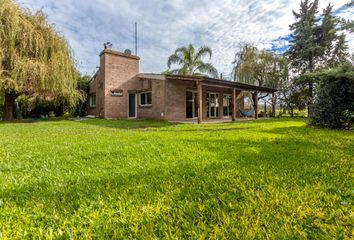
[[17, 0, 354, 78]]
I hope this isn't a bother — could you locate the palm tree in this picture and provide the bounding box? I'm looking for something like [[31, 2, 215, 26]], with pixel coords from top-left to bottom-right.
[[167, 44, 218, 77]]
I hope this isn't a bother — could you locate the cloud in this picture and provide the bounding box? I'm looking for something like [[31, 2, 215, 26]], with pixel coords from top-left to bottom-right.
[[17, 0, 354, 78]]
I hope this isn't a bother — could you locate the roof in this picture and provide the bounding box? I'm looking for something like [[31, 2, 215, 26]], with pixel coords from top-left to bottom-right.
[[138, 73, 277, 93], [100, 49, 140, 60]]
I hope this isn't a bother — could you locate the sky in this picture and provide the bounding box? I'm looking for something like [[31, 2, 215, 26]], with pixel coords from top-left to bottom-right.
[[17, 0, 354, 79]]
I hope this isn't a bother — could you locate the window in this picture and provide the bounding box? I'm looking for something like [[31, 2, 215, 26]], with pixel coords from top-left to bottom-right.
[[90, 94, 96, 107], [186, 91, 198, 118], [139, 91, 152, 106]]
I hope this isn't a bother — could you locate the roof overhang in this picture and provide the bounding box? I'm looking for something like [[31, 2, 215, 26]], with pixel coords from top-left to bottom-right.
[[137, 73, 277, 93]]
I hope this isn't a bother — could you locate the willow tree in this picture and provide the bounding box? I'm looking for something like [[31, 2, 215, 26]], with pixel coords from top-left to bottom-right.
[[233, 44, 288, 89], [0, 0, 81, 121]]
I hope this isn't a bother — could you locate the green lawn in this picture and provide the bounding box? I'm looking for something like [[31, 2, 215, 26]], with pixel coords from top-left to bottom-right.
[[0, 118, 353, 239]]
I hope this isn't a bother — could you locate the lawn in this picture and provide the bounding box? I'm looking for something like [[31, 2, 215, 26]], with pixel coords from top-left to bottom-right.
[[0, 118, 353, 239]]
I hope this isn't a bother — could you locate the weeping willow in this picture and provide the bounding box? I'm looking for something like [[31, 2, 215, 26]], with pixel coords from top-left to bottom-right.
[[233, 44, 288, 89], [0, 0, 82, 120]]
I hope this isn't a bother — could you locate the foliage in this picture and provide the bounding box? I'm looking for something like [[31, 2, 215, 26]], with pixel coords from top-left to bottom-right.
[[166, 44, 218, 77], [287, 0, 321, 74], [0, 119, 352, 238], [15, 75, 90, 118], [0, 93, 3, 117], [286, 0, 350, 114], [308, 64, 354, 129], [0, 0, 82, 120], [278, 82, 308, 117], [72, 75, 91, 116], [18, 95, 63, 118], [233, 44, 288, 89], [338, 1, 354, 33]]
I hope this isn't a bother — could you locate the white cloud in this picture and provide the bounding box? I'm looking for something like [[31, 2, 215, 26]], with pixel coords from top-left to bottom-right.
[[17, 0, 354, 78]]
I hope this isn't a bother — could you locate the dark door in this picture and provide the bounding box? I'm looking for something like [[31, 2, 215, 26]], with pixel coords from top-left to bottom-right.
[[128, 93, 136, 118]]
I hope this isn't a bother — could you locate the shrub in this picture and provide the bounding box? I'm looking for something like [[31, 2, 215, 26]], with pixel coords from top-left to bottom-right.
[[310, 64, 354, 129]]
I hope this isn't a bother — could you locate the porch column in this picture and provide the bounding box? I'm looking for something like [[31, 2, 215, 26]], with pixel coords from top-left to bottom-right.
[[236, 90, 241, 118], [197, 82, 203, 124], [254, 92, 258, 119], [272, 92, 276, 117], [232, 88, 236, 121]]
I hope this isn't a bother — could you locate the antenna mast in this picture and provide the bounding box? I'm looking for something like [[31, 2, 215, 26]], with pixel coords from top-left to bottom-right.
[[135, 22, 138, 55]]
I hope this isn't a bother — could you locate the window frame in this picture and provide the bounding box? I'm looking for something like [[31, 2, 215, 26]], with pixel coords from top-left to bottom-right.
[[90, 93, 97, 107], [139, 91, 152, 107]]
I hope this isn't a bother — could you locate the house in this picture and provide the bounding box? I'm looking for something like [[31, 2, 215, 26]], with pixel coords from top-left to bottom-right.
[[88, 48, 277, 123]]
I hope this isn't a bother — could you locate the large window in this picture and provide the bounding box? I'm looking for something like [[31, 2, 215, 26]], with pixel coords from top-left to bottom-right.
[[139, 91, 152, 106], [207, 93, 219, 118], [223, 94, 232, 117], [90, 94, 96, 107], [186, 91, 198, 118]]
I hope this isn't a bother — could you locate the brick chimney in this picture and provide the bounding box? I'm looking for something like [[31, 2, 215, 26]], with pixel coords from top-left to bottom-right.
[[99, 49, 140, 119]]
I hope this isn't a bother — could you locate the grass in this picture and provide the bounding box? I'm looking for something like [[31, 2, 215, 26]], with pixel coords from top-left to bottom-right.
[[0, 118, 353, 239]]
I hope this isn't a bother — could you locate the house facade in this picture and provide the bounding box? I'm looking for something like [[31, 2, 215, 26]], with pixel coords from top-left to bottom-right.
[[88, 49, 277, 123]]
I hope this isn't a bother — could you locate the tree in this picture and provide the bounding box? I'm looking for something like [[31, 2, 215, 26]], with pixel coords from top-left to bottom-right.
[[286, 0, 321, 115], [338, 1, 354, 33], [233, 44, 289, 112], [166, 44, 218, 77], [73, 75, 91, 116], [286, 0, 349, 115], [233, 44, 288, 89], [308, 64, 354, 129], [0, 0, 81, 121]]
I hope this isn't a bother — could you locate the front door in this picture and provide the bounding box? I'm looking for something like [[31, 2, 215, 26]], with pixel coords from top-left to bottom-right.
[[128, 93, 137, 118], [207, 93, 219, 118]]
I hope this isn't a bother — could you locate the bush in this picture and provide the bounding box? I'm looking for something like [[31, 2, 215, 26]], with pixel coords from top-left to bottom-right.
[[310, 64, 354, 129]]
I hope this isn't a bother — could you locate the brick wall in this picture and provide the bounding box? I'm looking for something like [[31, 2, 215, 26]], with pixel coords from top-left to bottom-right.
[[101, 50, 140, 119], [137, 79, 166, 120]]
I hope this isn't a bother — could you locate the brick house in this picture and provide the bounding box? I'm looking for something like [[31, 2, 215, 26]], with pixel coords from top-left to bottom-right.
[[88, 49, 277, 123]]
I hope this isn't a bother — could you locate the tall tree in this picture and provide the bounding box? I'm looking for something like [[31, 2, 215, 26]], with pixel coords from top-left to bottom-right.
[[233, 44, 288, 113], [233, 44, 288, 89], [286, 0, 321, 114], [286, 0, 349, 115], [167, 44, 218, 77], [338, 1, 354, 33], [320, 4, 349, 66], [0, 0, 81, 121]]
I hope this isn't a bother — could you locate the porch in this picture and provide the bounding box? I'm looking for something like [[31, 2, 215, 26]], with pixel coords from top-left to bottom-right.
[[166, 75, 277, 124]]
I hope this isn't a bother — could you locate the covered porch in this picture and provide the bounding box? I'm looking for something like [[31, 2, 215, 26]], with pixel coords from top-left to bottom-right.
[[166, 75, 277, 124]]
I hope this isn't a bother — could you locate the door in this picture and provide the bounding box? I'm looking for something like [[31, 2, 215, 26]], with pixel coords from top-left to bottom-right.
[[128, 93, 137, 118], [186, 91, 198, 118], [208, 93, 219, 118]]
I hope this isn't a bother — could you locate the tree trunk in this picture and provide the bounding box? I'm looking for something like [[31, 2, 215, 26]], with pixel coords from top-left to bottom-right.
[[264, 101, 267, 117], [308, 82, 313, 117], [3, 92, 18, 121], [308, 58, 314, 116]]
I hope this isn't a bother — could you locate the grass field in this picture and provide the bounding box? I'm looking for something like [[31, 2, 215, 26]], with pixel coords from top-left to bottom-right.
[[0, 118, 353, 239]]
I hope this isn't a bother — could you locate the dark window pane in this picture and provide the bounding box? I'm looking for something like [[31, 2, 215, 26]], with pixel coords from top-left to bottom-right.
[[140, 93, 146, 105], [147, 92, 152, 104]]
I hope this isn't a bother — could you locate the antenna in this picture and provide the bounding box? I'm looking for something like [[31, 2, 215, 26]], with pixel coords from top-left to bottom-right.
[[135, 22, 138, 55]]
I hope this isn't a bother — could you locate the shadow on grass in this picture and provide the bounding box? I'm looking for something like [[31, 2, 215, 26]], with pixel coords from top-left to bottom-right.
[[76, 119, 180, 130]]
